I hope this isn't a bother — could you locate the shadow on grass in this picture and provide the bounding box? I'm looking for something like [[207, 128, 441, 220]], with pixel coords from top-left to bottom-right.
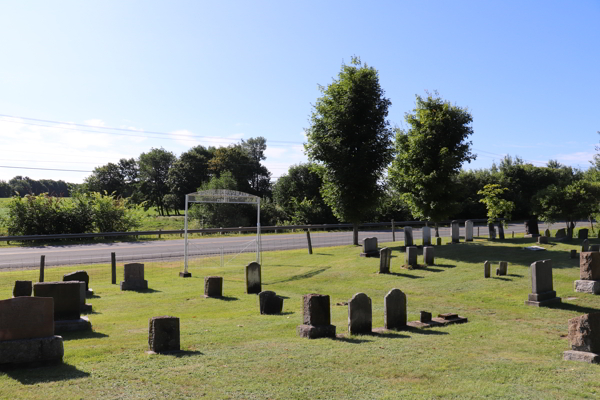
[[402, 326, 449, 335], [507, 273, 524, 277], [137, 288, 162, 294], [333, 336, 372, 344], [152, 350, 204, 358], [62, 331, 109, 341], [492, 277, 513, 281], [386, 272, 424, 279], [265, 267, 330, 285], [2, 362, 89, 384], [87, 294, 101, 299], [213, 296, 239, 302], [371, 331, 410, 339], [548, 302, 600, 314], [81, 310, 101, 315], [434, 264, 456, 269]]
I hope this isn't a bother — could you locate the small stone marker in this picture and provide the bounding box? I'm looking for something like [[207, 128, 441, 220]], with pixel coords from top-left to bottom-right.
[[63, 270, 92, 297], [13, 280, 32, 297], [538, 236, 549, 244], [258, 291, 284, 315], [525, 259, 561, 307], [348, 293, 372, 335], [360, 237, 379, 257], [484, 261, 491, 278], [420, 311, 432, 323], [404, 227, 413, 247], [423, 246, 434, 265], [204, 276, 223, 298], [570, 250, 577, 259], [465, 220, 473, 241], [564, 313, 600, 363], [407, 310, 468, 328], [544, 229, 551, 237], [246, 262, 261, 294], [451, 221, 460, 243], [583, 239, 589, 252], [422, 226, 431, 246], [591, 244, 600, 252], [384, 289, 406, 330], [556, 228, 566, 238], [406, 246, 417, 267], [497, 223, 505, 240], [436, 237, 442, 246], [120, 263, 149, 291], [297, 294, 336, 339], [148, 316, 180, 354], [575, 252, 600, 294], [579, 229, 589, 240], [496, 261, 508, 276], [379, 247, 391, 274]]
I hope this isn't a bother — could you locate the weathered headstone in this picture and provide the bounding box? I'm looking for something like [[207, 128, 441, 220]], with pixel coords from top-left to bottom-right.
[[570, 250, 578, 259], [360, 237, 379, 257], [583, 239, 590, 252], [423, 246, 434, 266], [404, 227, 413, 247], [488, 223, 496, 239], [258, 291, 284, 315], [496, 261, 508, 276], [484, 261, 491, 278], [497, 223, 505, 240], [406, 246, 417, 268], [579, 229, 589, 240], [436, 237, 442, 246], [564, 313, 600, 363], [538, 236, 549, 244], [379, 247, 391, 274], [348, 293, 372, 335], [465, 220, 473, 242], [297, 294, 336, 339], [556, 228, 566, 239], [525, 259, 561, 307], [148, 316, 180, 354], [246, 262, 261, 294], [384, 289, 406, 330], [545, 229, 551, 237], [120, 263, 148, 291], [204, 276, 223, 298], [575, 252, 600, 294], [451, 221, 460, 243], [422, 226, 431, 246], [13, 280, 32, 297], [33, 281, 91, 333], [63, 270, 92, 296], [420, 311, 432, 323], [525, 218, 540, 236]]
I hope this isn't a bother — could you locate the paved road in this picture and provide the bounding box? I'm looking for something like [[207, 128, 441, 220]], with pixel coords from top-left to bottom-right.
[[0, 222, 555, 269]]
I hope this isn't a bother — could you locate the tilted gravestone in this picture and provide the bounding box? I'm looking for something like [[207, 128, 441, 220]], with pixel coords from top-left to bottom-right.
[[204, 276, 223, 298], [525, 259, 561, 307], [120, 263, 148, 291], [423, 246, 434, 266], [579, 229, 589, 240], [360, 237, 379, 257], [348, 293, 372, 335], [384, 289, 406, 330], [484, 261, 491, 278], [582, 239, 590, 252], [496, 261, 508, 276], [406, 246, 418, 267], [258, 291, 283, 315], [148, 316, 180, 354], [556, 228, 566, 239], [497, 223, 505, 240], [465, 220, 473, 242], [451, 221, 460, 243], [297, 294, 336, 339], [246, 262, 261, 294], [404, 227, 413, 247], [379, 247, 391, 274], [422, 226, 431, 246], [575, 252, 600, 294], [564, 313, 600, 363], [63, 270, 92, 296], [13, 280, 32, 297]]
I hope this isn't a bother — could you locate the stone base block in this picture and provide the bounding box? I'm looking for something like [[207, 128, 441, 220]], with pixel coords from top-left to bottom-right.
[[0, 335, 64, 365], [81, 303, 93, 313], [359, 251, 379, 258], [54, 316, 92, 334], [574, 280, 600, 294], [179, 272, 192, 278], [563, 350, 600, 364], [297, 324, 336, 339], [120, 280, 148, 291], [86, 289, 94, 298], [524, 297, 562, 307]]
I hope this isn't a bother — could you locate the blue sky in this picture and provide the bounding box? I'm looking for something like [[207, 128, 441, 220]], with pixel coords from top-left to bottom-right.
[[0, 0, 598, 183]]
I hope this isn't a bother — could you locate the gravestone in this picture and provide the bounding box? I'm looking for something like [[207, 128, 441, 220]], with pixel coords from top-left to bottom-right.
[[451, 221, 460, 243], [591, 244, 600, 252], [496, 261, 508, 276], [525, 218, 540, 236], [583, 239, 589, 252], [120, 263, 148, 291], [246, 262, 261, 294], [360, 237, 379, 257], [78, 282, 92, 312], [422, 226, 431, 246], [63, 270, 92, 297], [379, 247, 391, 274], [204, 276, 223, 298], [484, 261, 491, 278], [580, 229, 589, 240], [497, 223, 505, 240], [488, 223, 496, 239], [0, 297, 64, 365], [545, 229, 551, 237], [556, 228, 566, 239], [404, 227, 413, 247], [420, 311, 432, 323], [384, 289, 406, 330], [538, 236, 549, 244], [575, 252, 600, 294], [465, 220, 473, 242], [436, 237, 442, 246], [525, 259, 561, 307], [570, 250, 578, 259], [148, 316, 180, 354], [297, 294, 336, 339], [13, 280, 32, 297], [258, 291, 284, 315], [33, 281, 91, 333], [423, 246, 434, 265], [348, 293, 372, 335], [406, 246, 417, 267], [564, 313, 600, 363]]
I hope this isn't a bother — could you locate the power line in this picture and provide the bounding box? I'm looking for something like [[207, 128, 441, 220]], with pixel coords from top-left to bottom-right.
[[0, 165, 92, 172]]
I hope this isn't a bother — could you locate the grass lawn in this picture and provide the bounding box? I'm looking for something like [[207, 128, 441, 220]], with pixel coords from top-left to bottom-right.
[[0, 236, 600, 399]]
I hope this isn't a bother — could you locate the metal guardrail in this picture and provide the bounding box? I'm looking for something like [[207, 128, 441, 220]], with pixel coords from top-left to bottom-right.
[[0, 219, 490, 242]]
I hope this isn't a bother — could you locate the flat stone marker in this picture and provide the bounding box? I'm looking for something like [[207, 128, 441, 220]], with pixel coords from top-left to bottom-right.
[[564, 313, 600, 363], [423, 246, 434, 265], [407, 311, 468, 328], [465, 220, 473, 241], [496, 261, 508, 276], [13, 280, 32, 297], [379, 247, 391, 274], [582, 239, 589, 252], [422, 226, 431, 246], [348, 293, 372, 335], [406, 246, 417, 267], [258, 291, 283, 315], [384, 289, 406, 330], [204, 276, 223, 298], [484, 261, 491, 278], [246, 262, 261, 294], [297, 294, 336, 339], [360, 237, 379, 257], [575, 252, 600, 294], [538, 236, 549, 244], [34, 281, 81, 321], [525, 259, 561, 307], [451, 221, 459, 243], [404, 227, 413, 247], [497, 223, 505, 240], [580, 229, 589, 240], [148, 316, 180, 354], [63, 270, 93, 297], [120, 263, 149, 291]]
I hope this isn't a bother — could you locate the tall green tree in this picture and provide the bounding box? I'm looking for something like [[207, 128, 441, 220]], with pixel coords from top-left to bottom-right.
[[84, 158, 139, 198], [388, 93, 475, 235], [241, 137, 272, 196], [167, 145, 215, 211], [305, 57, 393, 245], [138, 148, 176, 216], [478, 184, 515, 226]]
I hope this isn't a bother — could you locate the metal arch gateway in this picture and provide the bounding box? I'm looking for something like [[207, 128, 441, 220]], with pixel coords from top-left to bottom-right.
[[182, 189, 261, 276]]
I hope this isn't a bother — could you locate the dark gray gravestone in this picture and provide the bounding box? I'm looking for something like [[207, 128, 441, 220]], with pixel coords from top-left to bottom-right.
[[348, 293, 372, 335], [556, 228, 566, 238], [204, 276, 223, 298], [384, 289, 406, 330], [406, 246, 417, 267], [583, 239, 590, 252], [465, 220, 473, 241], [451, 221, 459, 243], [120, 263, 148, 291], [33, 281, 81, 320], [538, 236, 549, 244], [404, 227, 413, 247], [63, 270, 90, 294], [591, 245, 600, 252], [422, 226, 431, 246], [484, 261, 491, 278], [420, 311, 432, 323], [245, 262, 261, 294], [497, 223, 505, 240], [525, 218, 540, 236], [258, 291, 283, 315], [496, 261, 508, 276], [525, 259, 561, 307], [360, 237, 379, 257], [580, 229, 589, 240], [436, 237, 442, 246], [423, 246, 434, 266], [488, 223, 496, 239], [13, 280, 32, 297], [379, 247, 391, 274], [544, 229, 551, 237], [297, 294, 335, 339], [148, 316, 180, 353]]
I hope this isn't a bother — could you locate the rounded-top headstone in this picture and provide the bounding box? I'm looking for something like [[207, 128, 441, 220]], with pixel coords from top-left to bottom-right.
[[384, 289, 406, 330], [348, 293, 372, 335]]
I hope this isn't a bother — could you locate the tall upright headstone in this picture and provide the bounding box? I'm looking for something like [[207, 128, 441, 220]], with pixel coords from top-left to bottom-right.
[[451, 221, 460, 243], [120, 263, 148, 291], [148, 316, 180, 354], [245, 262, 261, 294], [497, 223, 505, 240], [406, 246, 418, 268], [422, 226, 431, 246], [348, 293, 372, 335], [575, 252, 600, 294], [544, 229, 551, 237], [579, 229, 589, 240], [33, 281, 92, 333], [583, 239, 590, 252], [488, 223, 496, 239], [360, 237, 379, 257], [525, 259, 561, 307], [465, 220, 473, 242], [63, 270, 92, 297], [496, 261, 508, 276], [384, 289, 407, 330], [484, 261, 491, 278], [297, 294, 336, 339], [379, 247, 391, 274], [204, 276, 223, 298], [258, 291, 284, 315], [563, 313, 600, 363], [404, 227, 413, 247], [423, 246, 434, 266]]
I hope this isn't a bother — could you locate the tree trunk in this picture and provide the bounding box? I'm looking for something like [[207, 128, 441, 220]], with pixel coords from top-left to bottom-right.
[[353, 222, 359, 246], [434, 223, 439, 237]]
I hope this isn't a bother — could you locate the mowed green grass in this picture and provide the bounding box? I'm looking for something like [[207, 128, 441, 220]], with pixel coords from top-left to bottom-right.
[[1, 237, 600, 399]]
